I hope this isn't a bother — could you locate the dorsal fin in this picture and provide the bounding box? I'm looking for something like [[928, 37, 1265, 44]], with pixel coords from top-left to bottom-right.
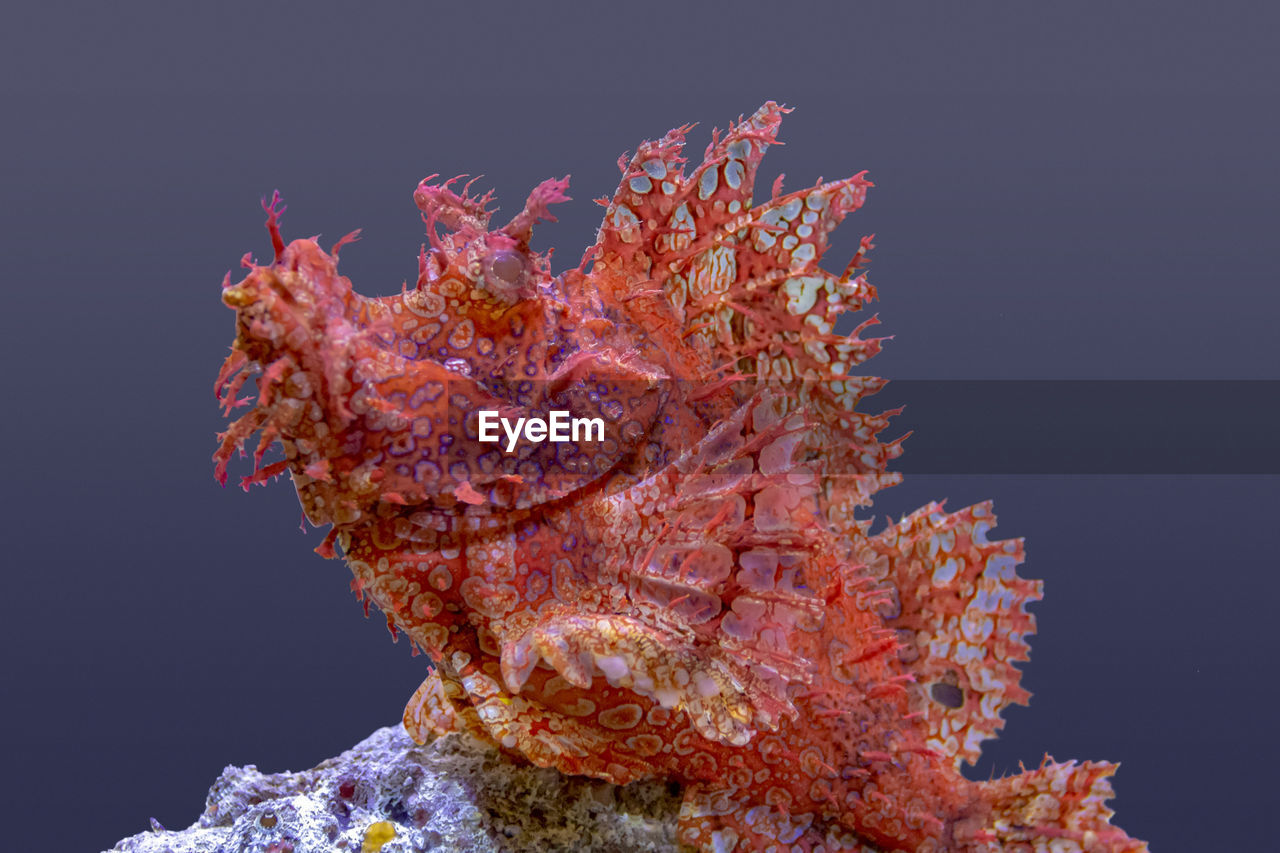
[[592, 101, 786, 278], [856, 501, 1042, 768], [591, 103, 903, 525]]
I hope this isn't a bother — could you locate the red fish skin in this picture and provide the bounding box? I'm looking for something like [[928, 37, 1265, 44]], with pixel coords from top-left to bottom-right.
[[214, 103, 1146, 852]]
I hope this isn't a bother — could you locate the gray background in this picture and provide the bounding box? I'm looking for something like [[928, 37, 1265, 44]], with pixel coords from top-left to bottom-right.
[[2, 2, 1276, 850]]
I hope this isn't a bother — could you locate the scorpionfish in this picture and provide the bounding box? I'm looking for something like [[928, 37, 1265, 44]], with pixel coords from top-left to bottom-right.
[[214, 103, 1145, 852]]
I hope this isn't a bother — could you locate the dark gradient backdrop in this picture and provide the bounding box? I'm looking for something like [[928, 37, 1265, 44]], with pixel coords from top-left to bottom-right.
[[2, 3, 1276, 851]]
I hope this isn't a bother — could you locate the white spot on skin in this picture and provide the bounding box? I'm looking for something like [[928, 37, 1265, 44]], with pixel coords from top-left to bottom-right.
[[796, 224, 813, 238], [961, 611, 995, 643], [403, 289, 446, 318], [929, 529, 956, 556], [963, 726, 986, 756], [777, 822, 805, 844], [784, 275, 823, 315], [772, 355, 795, 381], [970, 666, 998, 691], [954, 641, 982, 665], [780, 197, 803, 220], [699, 167, 718, 200], [985, 554, 1017, 581], [687, 245, 737, 299], [726, 139, 750, 160], [661, 203, 695, 253], [475, 702, 510, 723], [559, 697, 597, 717], [724, 159, 744, 190], [598, 703, 644, 730], [666, 273, 688, 312], [447, 317, 475, 350], [805, 313, 832, 334], [782, 235, 799, 250], [610, 204, 641, 242], [711, 830, 739, 853], [661, 180, 675, 195], [790, 242, 816, 267], [642, 158, 666, 178], [629, 175, 652, 194], [971, 588, 1001, 612], [932, 557, 959, 586]]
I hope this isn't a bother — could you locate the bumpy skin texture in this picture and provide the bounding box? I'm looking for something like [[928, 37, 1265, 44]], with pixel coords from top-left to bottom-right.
[[214, 104, 1145, 852]]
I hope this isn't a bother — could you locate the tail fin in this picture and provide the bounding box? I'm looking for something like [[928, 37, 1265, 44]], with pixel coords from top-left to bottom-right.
[[974, 758, 1149, 851]]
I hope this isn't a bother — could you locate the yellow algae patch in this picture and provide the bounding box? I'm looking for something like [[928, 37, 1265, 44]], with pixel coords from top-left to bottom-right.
[[361, 820, 396, 852]]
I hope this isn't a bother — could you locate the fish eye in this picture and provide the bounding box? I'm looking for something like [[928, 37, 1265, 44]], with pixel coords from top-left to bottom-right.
[[488, 249, 524, 284], [930, 681, 964, 709]]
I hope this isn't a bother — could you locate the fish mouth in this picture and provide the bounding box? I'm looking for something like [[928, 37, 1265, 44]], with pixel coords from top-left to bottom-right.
[[221, 284, 254, 308]]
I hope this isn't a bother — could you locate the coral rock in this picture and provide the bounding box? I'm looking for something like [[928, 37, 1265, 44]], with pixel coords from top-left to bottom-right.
[[106, 725, 680, 853]]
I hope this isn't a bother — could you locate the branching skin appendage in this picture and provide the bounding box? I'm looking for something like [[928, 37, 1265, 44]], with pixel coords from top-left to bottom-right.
[[213, 103, 1146, 852]]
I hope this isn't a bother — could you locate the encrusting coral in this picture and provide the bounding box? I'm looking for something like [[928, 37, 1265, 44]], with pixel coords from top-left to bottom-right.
[[213, 102, 1145, 852], [108, 725, 681, 852]]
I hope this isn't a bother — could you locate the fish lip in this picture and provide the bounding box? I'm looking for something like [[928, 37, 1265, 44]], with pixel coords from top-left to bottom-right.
[[221, 284, 253, 307]]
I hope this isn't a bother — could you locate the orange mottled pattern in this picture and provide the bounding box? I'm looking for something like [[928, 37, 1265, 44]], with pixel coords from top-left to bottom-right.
[[213, 104, 1146, 852]]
